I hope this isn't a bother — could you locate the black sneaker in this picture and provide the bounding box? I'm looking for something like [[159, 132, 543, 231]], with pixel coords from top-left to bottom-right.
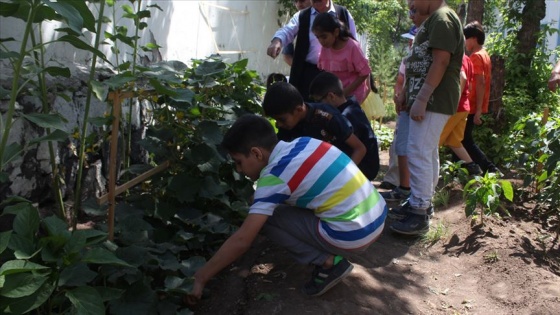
[[464, 162, 482, 176], [380, 187, 411, 201], [390, 213, 430, 235], [388, 200, 433, 220], [301, 257, 354, 297], [378, 181, 397, 190]]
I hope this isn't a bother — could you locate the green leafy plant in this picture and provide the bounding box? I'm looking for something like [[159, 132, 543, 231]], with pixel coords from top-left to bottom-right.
[[440, 160, 469, 187], [374, 124, 394, 151], [483, 250, 500, 263], [463, 173, 514, 225], [0, 198, 132, 314]]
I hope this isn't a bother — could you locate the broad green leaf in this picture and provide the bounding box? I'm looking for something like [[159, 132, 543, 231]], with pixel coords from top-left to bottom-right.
[[90, 80, 108, 101], [168, 173, 200, 203], [0, 230, 11, 254], [116, 245, 151, 267], [0, 272, 49, 298], [43, 66, 71, 77], [0, 84, 10, 99], [0, 260, 49, 276], [94, 286, 124, 302], [1, 280, 55, 314], [1, 142, 23, 164], [59, 0, 96, 32], [109, 280, 158, 314], [57, 35, 110, 64], [105, 72, 136, 89], [29, 129, 69, 145], [81, 248, 133, 267], [121, 4, 135, 15], [23, 113, 67, 130], [198, 120, 222, 145], [195, 59, 226, 76], [43, 215, 69, 235], [180, 256, 206, 277], [0, 50, 20, 59], [199, 175, 227, 198], [0, 2, 20, 17], [42, 0, 84, 35], [66, 286, 105, 315], [500, 180, 514, 201], [11, 203, 40, 239], [74, 229, 108, 246], [8, 232, 36, 257]]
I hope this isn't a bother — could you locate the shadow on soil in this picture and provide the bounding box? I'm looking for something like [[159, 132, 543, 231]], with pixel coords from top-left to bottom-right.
[[192, 222, 430, 315]]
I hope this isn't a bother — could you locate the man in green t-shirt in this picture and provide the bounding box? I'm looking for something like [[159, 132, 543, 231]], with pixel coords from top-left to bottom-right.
[[391, 0, 464, 235]]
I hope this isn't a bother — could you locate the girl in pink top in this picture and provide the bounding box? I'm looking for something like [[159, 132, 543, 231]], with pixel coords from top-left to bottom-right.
[[312, 12, 371, 104]]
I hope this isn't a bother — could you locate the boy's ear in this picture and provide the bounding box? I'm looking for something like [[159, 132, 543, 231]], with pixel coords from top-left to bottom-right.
[[250, 147, 264, 160]]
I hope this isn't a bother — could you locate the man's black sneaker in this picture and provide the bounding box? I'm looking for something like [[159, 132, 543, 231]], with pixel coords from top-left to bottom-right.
[[388, 200, 433, 220], [378, 181, 397, 190], [301, 256, 354, 297], [390, 213, 430, 235], [464, 162, 482, 176]]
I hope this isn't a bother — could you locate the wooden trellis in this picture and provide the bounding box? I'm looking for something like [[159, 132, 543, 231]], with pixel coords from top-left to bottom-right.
[[96, 90, 169, 240]]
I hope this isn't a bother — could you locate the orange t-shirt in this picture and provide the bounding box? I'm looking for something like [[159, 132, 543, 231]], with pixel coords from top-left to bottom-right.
[[468, 49, 492, 114]]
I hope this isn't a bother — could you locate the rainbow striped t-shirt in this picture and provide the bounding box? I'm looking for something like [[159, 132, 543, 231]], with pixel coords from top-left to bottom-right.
[[251, 137, 387, 250]]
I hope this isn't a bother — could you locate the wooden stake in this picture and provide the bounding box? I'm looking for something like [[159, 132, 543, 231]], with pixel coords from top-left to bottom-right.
[[97, 160, 170, 205], [107, 91, 122, 241]]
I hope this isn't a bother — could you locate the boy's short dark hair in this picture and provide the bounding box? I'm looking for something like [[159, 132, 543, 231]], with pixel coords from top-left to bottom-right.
[[463, 21, 485, 45], [266, 73, 288, 89], [222, 114, 278, 155], [309, 71, 344, 100], [262, 82, 304, 117]]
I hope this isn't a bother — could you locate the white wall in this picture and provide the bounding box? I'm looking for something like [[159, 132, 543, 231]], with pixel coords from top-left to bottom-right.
[[0, 0, 290, 81], [544, 0, 560, 62]]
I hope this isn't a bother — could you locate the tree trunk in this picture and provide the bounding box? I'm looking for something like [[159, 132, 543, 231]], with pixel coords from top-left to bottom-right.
[[516, 0, 546, 68], [466, 0, 484, 24]]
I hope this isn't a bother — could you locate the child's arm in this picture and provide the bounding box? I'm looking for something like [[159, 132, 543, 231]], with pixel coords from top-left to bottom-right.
[[409, 48, 451, 121], [186, 213, 269, 304], [344, 133, 366, 165], [343, 74, 369, 99]]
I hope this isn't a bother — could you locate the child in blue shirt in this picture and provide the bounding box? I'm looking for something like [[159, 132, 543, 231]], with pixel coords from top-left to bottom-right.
[[309, 71, 380, 180]]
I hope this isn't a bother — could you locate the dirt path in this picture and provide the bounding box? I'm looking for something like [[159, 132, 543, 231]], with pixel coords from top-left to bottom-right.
[[192, 150, 560, 315]]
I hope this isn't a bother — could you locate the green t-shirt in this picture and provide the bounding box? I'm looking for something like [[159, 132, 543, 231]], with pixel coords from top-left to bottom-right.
[[405, 6, 464, 115]]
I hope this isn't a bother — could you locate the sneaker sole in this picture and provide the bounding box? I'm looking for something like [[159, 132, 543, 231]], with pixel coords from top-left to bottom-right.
[[305, 263, 354, 297], [389, 222, 431, 236]]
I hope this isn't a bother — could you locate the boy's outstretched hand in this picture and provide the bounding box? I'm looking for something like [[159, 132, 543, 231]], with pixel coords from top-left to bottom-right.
[[184, 280, 204, 305]]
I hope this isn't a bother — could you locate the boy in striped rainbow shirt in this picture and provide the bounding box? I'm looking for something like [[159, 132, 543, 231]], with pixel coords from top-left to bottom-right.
[[186, 114, 387, 304]]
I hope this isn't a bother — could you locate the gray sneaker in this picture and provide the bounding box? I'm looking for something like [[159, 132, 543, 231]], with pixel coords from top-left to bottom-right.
[[380, 187, 411, 201]]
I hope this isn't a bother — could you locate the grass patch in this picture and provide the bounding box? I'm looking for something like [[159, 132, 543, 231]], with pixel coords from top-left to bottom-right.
[[421, 221, 449, 247], [433, 189, 450, 208]]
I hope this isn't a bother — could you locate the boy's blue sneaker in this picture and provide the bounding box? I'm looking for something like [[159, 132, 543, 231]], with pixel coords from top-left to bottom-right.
[[302, 256, 354, 296], [378, 181, 397, 190], [380, 187, 410, 201], [388, 200, 433, 220], [390, 213, 430, 235]]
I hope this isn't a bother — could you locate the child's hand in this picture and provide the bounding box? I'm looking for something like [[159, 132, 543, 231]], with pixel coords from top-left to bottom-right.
[[184, 280, 204, 305], [409, 100, 427, 121]]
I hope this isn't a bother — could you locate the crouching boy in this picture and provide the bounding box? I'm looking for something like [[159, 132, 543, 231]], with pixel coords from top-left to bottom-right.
[[186, 115, 387, 303]]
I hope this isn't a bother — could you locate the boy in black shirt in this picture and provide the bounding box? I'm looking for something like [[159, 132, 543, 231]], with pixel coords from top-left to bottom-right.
[[262, 82, 366, 166], [309, 72, 380, 180]]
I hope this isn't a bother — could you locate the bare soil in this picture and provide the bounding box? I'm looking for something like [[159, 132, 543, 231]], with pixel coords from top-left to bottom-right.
[[191, 148, 560, 315]]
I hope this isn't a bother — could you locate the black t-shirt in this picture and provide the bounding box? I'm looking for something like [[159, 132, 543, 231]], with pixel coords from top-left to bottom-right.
[[277, 102, 353, 154], [338, 99, 380, 180]]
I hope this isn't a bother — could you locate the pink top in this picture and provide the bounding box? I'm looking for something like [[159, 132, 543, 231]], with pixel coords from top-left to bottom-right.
[[317, 38, 371, 104]]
